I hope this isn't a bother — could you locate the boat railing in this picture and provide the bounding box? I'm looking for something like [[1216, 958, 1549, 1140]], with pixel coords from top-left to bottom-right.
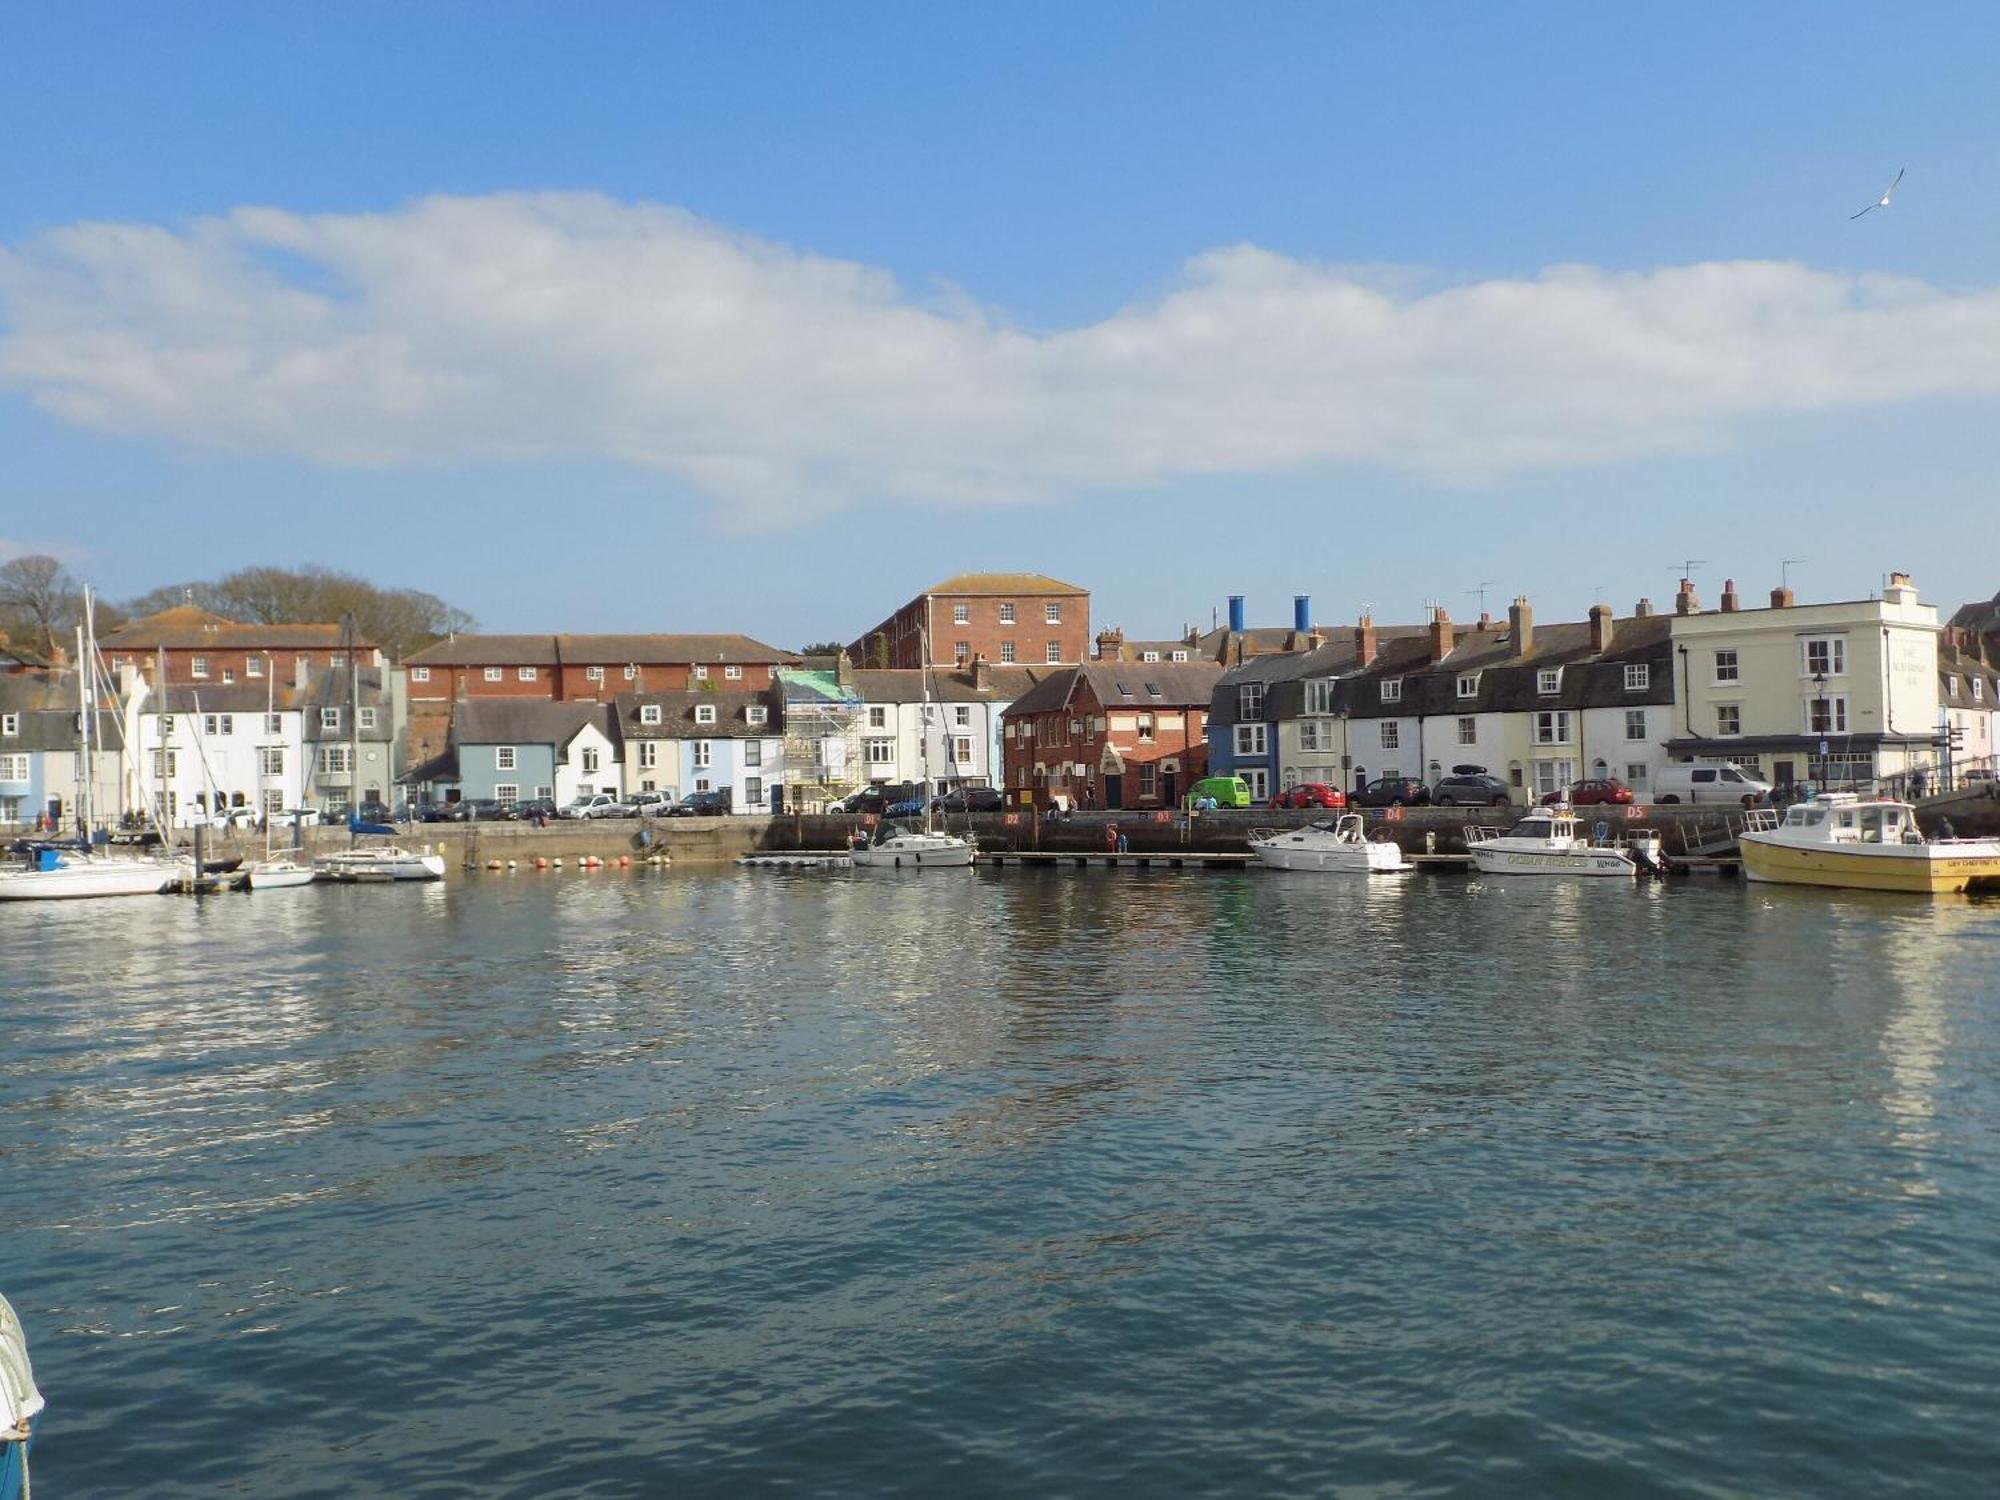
[[1742, 808, 1779, 833], [1463, 824, 1503, 845]]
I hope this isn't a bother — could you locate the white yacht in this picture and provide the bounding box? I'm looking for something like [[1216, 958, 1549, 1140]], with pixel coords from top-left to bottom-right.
[[2, 1290, 42, 1498], [1251, 814, 1412, 874], [849, 632, 976, 871], [1465, 807, 1663, 878], [245, 856, 317, 889], [1740, 793, 2000, 894], [312, 846, 447, 883], [0, 845, 175, 900]]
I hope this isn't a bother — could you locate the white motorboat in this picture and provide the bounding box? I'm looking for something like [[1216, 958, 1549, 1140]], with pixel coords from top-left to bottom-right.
[[3, 1290, 43, 1500], [1740, 792, 2000, 894], [313, 846, 447, 883], [1251, 813, 1412, 873], [0, 846, 176, 901], [1465, 807, 1663, 878]]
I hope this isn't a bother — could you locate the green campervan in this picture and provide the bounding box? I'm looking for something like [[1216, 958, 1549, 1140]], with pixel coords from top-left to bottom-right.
[[1186, 775, 1252, 809]]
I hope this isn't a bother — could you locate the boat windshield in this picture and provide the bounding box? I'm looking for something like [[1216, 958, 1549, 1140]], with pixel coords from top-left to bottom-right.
[[1784, 805, 1829, 827]]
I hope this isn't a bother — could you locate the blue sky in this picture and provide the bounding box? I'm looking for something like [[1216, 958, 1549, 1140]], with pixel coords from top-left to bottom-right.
[[4, 2, 1998, 647]]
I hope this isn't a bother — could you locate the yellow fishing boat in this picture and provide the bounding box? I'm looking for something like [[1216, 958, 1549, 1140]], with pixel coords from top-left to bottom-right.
[[1739, 793, 2000, 894]]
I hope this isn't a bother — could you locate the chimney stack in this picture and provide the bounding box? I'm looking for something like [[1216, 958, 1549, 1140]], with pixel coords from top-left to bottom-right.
[[1508, 595, 1534, 656], [1589, 603, 1614, 654], [1355, 613, 1379, 668], [1676, 578, 1702, 615], [1721, 578, 1740, 613], [1429, 606, 1455, 662], [1883, 571, 1918, 606], [1478, 611, 1495, 632], [1095, 627, 1124, 660], [1634, 597, 1654, 618], [1770, 586, 1794, 609], [972, 654, 991, 690]]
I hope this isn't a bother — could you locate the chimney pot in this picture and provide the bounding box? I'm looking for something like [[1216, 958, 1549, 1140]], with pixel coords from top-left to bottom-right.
[[1635, 598, 1654, 618], [1589, 603, 1614, 653], [1429, 606, 1455, 662], [1508, 596, 1534, 656], [1676, 579, 1702, 615], [1721, 578, 1740, 613]]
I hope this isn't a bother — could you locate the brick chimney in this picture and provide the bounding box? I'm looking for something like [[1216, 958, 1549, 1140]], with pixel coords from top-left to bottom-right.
[[1589, 603, 1614, 654], [1675, 578, 1702, 615], [1508, 596, 1534, 656], [1720, 578, 1740, 613], [1769, 586, 1794, 609], [1095, 627, 1124, 660], [971, 654, 991, 691], [1477, 611, 1495, 632], [1429, 606, 1455, 662], [1355, 613, 1379, 668], [1634, 597, 1655, 618]]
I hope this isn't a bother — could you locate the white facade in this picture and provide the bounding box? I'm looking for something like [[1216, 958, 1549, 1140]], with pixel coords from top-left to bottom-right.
[[555, 721, 622, 805], [855, 698, 1004, 789], [680, 734, 785, 812], [137, 707, 307, 827]]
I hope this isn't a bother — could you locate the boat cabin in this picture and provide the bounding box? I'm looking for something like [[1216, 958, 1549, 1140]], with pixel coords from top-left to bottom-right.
[[1781, 796, 1922, 845]]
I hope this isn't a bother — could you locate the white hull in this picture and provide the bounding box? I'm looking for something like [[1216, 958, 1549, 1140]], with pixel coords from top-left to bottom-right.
[[1468, 846, 1641, 878], [247, 860, 318, 890], [313, 848, 447, 883], [851, 832, 975, 869], [0, 855, 175, 900], [1252, 821, 1411, 874]]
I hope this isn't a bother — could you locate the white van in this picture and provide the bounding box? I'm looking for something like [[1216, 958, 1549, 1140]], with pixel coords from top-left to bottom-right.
[[1653, 762, 1772, 806]]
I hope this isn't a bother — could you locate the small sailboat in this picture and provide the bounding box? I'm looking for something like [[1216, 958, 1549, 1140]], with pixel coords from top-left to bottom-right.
[[2, 1291, 43, 1500], [0, 592, 183, 901], [309, 624, 444, 884], [1465, 805, 1664, 878], [1250, 813, 1413, 873], [244, 668, 316, 889], [852, 635, 974, 870]]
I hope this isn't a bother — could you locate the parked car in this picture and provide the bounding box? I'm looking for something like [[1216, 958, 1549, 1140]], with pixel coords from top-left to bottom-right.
[[1351, 776, 1431, 807], [513, 797, 559, 822], [884, 798, 927, 817], [667, 790, 731, 817], [1542, 777, 1634, 807], [834, 784, 920, 815], [1433, 773, 1514, 807], [931, 787, 1007, 813], [1271, 782, 1347, 809], [626, 791, 672, 816], [560, 793, 623, 819], [417, 802, 453, 823], [1653, 763, 1771, 807], [1186, 775, 1253, 809], [585, 796, 637, 819], [356, 800, 397, 823]]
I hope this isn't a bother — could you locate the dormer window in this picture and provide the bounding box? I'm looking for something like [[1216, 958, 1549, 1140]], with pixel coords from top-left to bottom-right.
[[1171, 649, 1189, 662], [747, 705, 769, 726], [1380, 678, 1403, 704], [640, 704, 662, 726], [1142, 651, 1160, 662], [1239, 683, 1265, 718], [1948, 678, 1959, 697], [1624, 664, 1650, 691], [1537, 669, 1561, 695], [1977, 679, 1987, 703], [1456, 673, 1480, 698], [695, 704, 717, 725]]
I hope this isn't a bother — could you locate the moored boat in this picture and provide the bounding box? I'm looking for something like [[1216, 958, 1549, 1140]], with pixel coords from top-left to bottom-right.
[[2, 1291, 42, 1500], [1465, 807, 1663, 878], [1251, 813, 1412, 874], [313, 846, 447, 883], [1739, 792, 2000, 894], [0, 843, 177, 901], [851, 823, 975, 868], [246, 856, 317, 889]]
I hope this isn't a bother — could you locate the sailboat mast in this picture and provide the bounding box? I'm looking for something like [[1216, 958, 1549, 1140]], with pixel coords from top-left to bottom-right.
[[75, 621, 91, 840], [347, 615, 360, 832]]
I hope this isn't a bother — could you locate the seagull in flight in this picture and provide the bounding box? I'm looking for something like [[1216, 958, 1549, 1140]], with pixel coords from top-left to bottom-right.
[[1851, 168, 1905, 219]]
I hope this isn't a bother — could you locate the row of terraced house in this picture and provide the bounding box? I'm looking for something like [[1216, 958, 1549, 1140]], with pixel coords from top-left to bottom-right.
[[4, 571, 1996, 828]]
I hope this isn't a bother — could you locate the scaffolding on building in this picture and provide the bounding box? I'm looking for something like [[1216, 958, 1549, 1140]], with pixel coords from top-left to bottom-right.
[[779, 668, 865, 810]]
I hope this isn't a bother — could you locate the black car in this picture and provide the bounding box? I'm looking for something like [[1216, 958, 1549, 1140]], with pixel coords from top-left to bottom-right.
[[931, 787, 1006, 813], [436, 798, 514, 822], [667, 790, 731, 817], [1351, 776, 1431, 808], [513, 797, 559, 822], [1429, 773, 1513, 807], [356, 800, 397, 824]]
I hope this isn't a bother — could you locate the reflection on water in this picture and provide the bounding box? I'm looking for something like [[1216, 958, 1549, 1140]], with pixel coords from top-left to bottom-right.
[[5, 868, 2000, 1497]]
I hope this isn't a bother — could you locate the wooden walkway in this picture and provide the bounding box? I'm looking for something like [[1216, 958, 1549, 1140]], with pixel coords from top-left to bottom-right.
[[981, 850, 1251, 869]]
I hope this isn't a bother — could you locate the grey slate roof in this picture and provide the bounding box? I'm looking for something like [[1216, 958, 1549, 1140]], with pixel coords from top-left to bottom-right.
[[451, 699, 618, 749], [1003, 663, 1223, 719], [405, 632, 792, 667], [850, 666, 1052, 703], [616, 690, 779, 740]]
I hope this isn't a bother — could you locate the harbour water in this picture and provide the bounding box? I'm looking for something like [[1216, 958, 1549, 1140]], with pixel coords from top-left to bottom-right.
[[4, 870, 1999, 1496]]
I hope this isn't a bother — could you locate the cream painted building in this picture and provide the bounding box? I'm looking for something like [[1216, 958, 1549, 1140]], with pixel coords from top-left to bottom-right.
[[1666, 574, 1940, 791]]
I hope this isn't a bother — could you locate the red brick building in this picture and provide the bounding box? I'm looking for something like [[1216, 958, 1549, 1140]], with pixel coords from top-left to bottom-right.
[[402, 633, 793, 707], [1000, 662, 1219, 810], [99, 605, 381, 687], [848, 573, 1090, 671]]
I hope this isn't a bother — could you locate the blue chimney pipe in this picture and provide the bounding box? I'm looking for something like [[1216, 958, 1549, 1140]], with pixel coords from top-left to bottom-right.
[[1227, 595, 1246, 633], [1294, 595, 1311, 633]]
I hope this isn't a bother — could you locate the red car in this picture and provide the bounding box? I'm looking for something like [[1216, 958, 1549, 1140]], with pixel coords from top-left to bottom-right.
[[1542, 777, 1636, 806], [1271, 782, 1347, 809]]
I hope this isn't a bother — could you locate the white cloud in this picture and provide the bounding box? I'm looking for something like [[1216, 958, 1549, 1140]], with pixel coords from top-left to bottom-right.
[[4, 192, 2000, 527]]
